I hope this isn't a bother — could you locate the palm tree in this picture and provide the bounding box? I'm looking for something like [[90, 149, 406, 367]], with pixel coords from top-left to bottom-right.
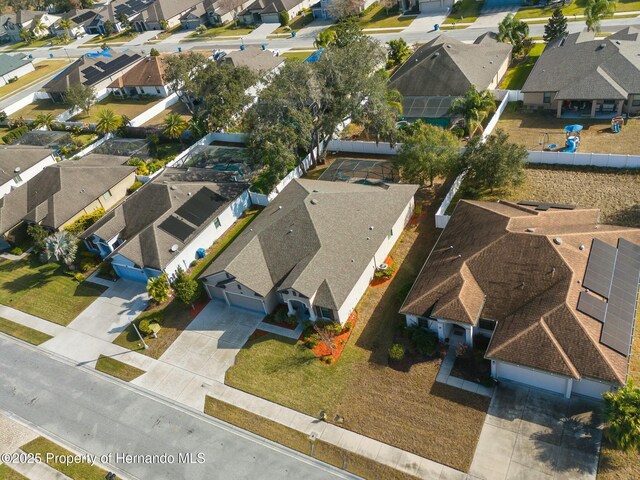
[[386, 89, 403, 115], [585, 0, 617, 33], [31, 18, 45, 37], [163, 113, 188, 141], [33, 113, 55, 130], [44, 231, 78, 269], [448, 86, 497, 137], [58, 18, 73, 37], [20, 28, 33, 45], [497, 13, 530, 55], [95, 109, 123, 134]]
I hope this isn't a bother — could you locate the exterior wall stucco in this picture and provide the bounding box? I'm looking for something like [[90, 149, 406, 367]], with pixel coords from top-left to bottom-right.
[[0, 62, 35, 87]]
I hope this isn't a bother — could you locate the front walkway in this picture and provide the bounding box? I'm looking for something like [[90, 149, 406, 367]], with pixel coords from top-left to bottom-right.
[[469, 383, 603, 480], [436, 345, 494, 397]]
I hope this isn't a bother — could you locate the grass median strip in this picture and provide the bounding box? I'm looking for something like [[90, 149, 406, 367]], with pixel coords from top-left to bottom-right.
[[21, 437, 108, 480], [0, 464, 28, 480], [0, 317, 52, 345], [95, 354, 145, 381], [204, 396, 420, 480]]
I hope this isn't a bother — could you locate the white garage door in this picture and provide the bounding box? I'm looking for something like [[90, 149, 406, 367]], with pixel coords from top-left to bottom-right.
[[496, 362, 568, 395], [572, 378, 612, 399], [225, 291, 267, 313]]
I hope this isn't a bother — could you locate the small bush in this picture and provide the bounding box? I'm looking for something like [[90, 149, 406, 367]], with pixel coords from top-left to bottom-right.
[[451, 127, 465, 138], [279, 11, 290, 26], [274, 307, 289, 324], [2, 125, 28, 144], [138, 319, 152, 335], [374, 263, 396, 280], [65, 208, 106, 236], [99, 261, 116, 279], [325, 356, 335, 364], [74, 272, 85, 282], [80, 260, 93, 272], [9, 247, 22, 255], [413, 204, 422, 215], [408, 326, 437, 356], [147, 160, 164, 173], [128, 180, 143, 193], [342, 321, 352, 333], [128, 157, 148, 175], [190, 260, 198, 267], [304, 333, 320, 349], [285, 314, 298, 326], [388, 343, 405, 361], [316, 321, 342, 336]]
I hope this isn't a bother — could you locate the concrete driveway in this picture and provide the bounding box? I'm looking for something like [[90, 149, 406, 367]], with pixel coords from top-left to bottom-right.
[[66, 279, 148, 341], [470, 384, 603, 480], [153, 300, 263, 382]]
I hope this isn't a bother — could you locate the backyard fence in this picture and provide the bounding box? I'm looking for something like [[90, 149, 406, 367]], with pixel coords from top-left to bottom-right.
[[526, 150, 640, 168], [482, 91, 511, 141], [326, 139, 399, 155], [493, 89, 524, 102], [129, 93, 179, 127], [56, 88, 109, 122], [72, 132, 113, 159], [2, 91, 50, 117]]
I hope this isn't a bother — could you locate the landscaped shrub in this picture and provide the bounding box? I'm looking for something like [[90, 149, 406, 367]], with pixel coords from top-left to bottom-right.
[[304, 333, 320, 349], [2, 125, 29, 144], [139, 319, 152, 335], [74, 272, 85, 282], [408, 326, 438, 356], [316, 320, 342, 336], [342, 321, 352, 334], [374, 263, 396, 280], [127, 181, 143, 193], [279, 11, 290, 26], [388, 343, 405, 361], [99, 261, 116, 279], [147, 160, 164, 174], [80, 259, 96, 272], [128, 157, 148, 176], [9, 247, 22, 255], [65, 208, 106, 236]]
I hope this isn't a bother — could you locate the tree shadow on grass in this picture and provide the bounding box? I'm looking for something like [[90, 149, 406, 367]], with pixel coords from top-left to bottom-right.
[[0, 270, 55, 295], [428, 381, 491, 413], [606, 203, 640, 228]]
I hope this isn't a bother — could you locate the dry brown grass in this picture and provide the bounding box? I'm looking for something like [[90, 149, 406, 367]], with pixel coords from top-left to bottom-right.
[[226, 179, 490, 472], [597, 439, 640, 480], [453, 164, 640, 227], [141, 101, 192, 128], [497, 108, 640, 154], [11, 100, 69, 120]]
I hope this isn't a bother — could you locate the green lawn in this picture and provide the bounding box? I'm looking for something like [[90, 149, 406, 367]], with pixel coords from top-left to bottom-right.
[[443, 0, 484, 24], [274, 13, 314, 33], [0, 317, 52, 345], [515, 0, 640, 19], [4, 36, 61, 51], [186, 23, 254, 39], [0, 465, 27, 480], [204, 396, 420, 480], [0, 257, 106, 326], [0, 61, 68, 100], [356, 4, 415, 29], [88, 30, 139, 44], [95, 354, 145, 381], [70, 95, 162, 122], [21, 437, 108, 480], [499, 43, 546, 89], [282, 51, 313, 61], [113, 208, 261, 358]]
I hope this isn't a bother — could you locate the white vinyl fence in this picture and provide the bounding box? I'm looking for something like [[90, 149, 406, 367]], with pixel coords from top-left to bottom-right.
[[326, 139, 399, 155], [2, 91, 50, 117], [526, 150, 640, 168], [129, 93, 179, 127], [56, 88, 110, 122]]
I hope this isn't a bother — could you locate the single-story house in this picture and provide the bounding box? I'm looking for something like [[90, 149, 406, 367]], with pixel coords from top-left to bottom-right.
[[51, 9, 107, 37], [204, 0, 255, 25], [312, 0, 375, 19], [42, 50, 143, 103], [0, 53, 35, 87], [0, 154, 136, 243], [522, 28, 640, 118], [221, 46, 285, 76], [201, 179, 418, 323], [107, 55, 171, 97], [239, 0, 313, 24], [388, 33, 511, 126], [400, 200, 640, 399], [2, 11, 61, 42], [81, 167, 249, 282], [108, 0, 206, 31], [0, 146, 58, 198]]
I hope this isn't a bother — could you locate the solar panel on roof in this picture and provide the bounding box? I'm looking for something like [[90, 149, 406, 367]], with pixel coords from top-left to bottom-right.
[[175, 188, 223, 226], [599, 238, 640, 355], [583, 239, 617, 297], [159, 216, 195, 242], [577, 291, 607, 322]]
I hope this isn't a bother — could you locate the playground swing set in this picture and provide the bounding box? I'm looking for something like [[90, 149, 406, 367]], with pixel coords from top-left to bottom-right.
[[538, 117, 624, 153]]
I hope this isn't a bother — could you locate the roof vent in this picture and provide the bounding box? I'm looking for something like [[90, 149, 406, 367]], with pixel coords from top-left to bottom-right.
[[553, 237, 563, 245], [310, 198, 318, 205], [457, 254, 462, 258], [278, 205, 282, 210], [446, 44, 451, 48], [170, 244, 179, 252], [599, 43, 607, 49], [579, 244, 585, 251], [369, 226, 374, 230], [288, 229, 293, 234], [187, 192, 192, 196], [14, 166, 20, 173], [433, 52, 440, 58], [526, 227, 535, 232]]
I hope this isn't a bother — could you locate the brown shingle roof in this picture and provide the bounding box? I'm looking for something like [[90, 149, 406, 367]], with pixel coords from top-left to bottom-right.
[[108, 55, 167, 88], [400, 200, 640, 385]]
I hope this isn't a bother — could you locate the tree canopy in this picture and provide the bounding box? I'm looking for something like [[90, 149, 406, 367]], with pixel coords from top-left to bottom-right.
[[497, 13, 530, 55], [387, 38, 411, 68], [448, 85, 496, 137], [585, 0, 616, 33], [604, 381, 640, 452], [460, 129, 527, 193], [393, 122, 460, 186], [65, 84, 96, 116], [544, 8, 568, 42]]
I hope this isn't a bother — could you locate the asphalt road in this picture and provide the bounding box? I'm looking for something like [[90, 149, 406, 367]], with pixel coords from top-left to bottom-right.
[[19, 18, 640, 61], [0, 336, 355, 480]]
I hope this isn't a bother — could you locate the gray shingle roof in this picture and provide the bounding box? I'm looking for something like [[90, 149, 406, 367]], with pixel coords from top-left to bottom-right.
[[223, 46, 284, 74], [0, 155, 135, 234], [388, 33, 512, 97], [82, 168, 248, 271], [522, 27, 640, 98], [0, 53, 32, 77], [0, 146, 53, 187], [201, 179, 418, 310]]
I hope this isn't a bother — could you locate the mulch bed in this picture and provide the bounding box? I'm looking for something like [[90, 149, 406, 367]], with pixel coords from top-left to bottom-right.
[[264, 319, 298, 330], [311, 311, 358, 363], [248, 329, 269, 341], [370, 256, 396, 288], [189, 299, 209, 318]]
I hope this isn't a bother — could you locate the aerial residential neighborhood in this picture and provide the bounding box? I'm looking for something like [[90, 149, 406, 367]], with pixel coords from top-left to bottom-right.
[[0, 0, 639, 479]]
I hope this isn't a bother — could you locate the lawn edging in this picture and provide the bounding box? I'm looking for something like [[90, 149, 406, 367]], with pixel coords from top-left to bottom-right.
[[204, 396, 421, 480]]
